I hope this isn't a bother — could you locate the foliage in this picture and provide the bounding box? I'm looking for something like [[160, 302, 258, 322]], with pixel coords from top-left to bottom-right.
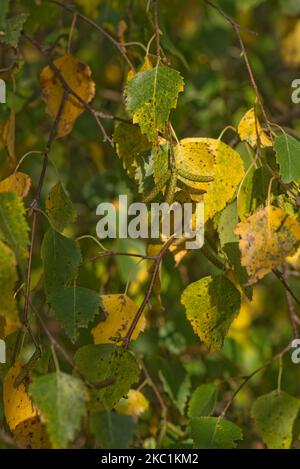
[[0, 0, 300, 450]]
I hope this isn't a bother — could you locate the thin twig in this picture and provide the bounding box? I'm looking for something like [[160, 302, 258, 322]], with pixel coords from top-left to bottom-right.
[[273, 269, 300, 309], [85, 250, 156, 264], [282, 266, 300, 339], [124, 236, 175, 346], [221, 343, 292, 416], [203, 0, 258, 36], [152, 0, 161, 61], [46, 0, 136, 72], [13, 91, 68, 365]]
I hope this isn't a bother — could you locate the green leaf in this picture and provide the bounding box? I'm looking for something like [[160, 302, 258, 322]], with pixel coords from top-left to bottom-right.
[[48, 286, 100, 342], [189, 416, 243, 449], [113, 122, 151, 180], [90, 411, 136, 449], [218, 201, 238, 248], [45, 182, 76, 232], [41, 228, 82, 295], [125, 66, 184, 142], [158, 359, 191, 414], [74, 344, 140, 411], [0, 14, 29, 48], [274, 133, 300, 183], [222, 242, 252, 299], [0, 192, 29, 272], [181, 275, 241, 352], [29, 372, 89, 449], [251, 390, 300, 449], [188, 384, 218, 418]]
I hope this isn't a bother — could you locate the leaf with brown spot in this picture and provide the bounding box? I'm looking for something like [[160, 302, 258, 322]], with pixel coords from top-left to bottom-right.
[[92, 294, 145, 344], [4, 362, 38, 431], [237, 108, 272, 148], [235, 206, 300, 284]]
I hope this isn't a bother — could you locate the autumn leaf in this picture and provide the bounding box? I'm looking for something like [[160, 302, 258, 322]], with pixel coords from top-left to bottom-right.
[[116, 389, 149, 417], [235, 206, 300, 283], [14, 417, 51, 449], [92, 294, 145, 344], [0, 172, 31, 199], [174, 138, 244, 220], [237, 108, 272, 148], [4, 362, 38, 431], [280, 19, 300, 68], [40, 54, 95, 138]]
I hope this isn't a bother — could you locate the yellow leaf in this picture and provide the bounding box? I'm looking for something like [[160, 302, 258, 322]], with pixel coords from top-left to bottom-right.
[[286, 246, 300, 269], [175, 138, 245, 220], [235, 206, 300, 284], [237, 108, 272, 148], [14, 417, 51, 449], [92, 294, 145, 344], [4, 363, 38, 431], [0, 172, 31, 199], [40, 54, 95, 138], [280, 19, 300, 68], [116, 389, 149, 417]]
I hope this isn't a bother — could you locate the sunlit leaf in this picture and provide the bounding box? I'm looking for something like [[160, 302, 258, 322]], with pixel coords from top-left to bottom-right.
[[237, 108, 272, 148], [92, 294, 145, 345], [116, 389, 149, 417], [125, 66, 184, 142], [175, 138, 244, 220], [0, 172, 30, 199], [235, 205, 300, 283]]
